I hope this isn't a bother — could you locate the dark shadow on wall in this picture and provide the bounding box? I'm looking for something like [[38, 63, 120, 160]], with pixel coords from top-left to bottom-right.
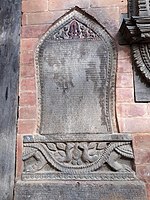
[[0, 0, 21, 199]]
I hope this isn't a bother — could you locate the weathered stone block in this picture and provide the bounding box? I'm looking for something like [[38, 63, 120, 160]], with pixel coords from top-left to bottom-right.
[[15, 181, 147, 200]]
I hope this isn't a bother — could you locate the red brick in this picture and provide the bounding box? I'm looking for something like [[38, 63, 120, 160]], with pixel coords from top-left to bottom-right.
[[26, 11, 66, 25], [20, 64, 35, 78], [119, 5, 128, 14], [22, 13, 27, 25], [21, 38, 38, 51], [117, 59, 132, 73], [116, 103, 147, 117], [18, 119, 36, 134], [20, 51, 34, 65], [134, 148, 150, 165], [116, 73, 133, 88], [122, 118, 150, 133], [19, 106, 37, 119], [147, 103, 150, 115], [20, 78, 36, 91], [21, 25, 50, 38], [22, 0, 48, 13], [118, 45, 131, 60], [86, 7, 119, 37], [146, 184, 150, 199], [90, 0, 127, 7], [19, 92, 36, 106], [48, 0, 90, 11], [16, 135, 23, 179], [133, 134, 150, 149], [116, 88, 134, 102], [136, 165, 150, 182]]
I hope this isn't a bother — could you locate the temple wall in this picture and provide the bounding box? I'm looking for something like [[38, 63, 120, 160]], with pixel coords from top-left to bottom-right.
[[17, 0, 150, 198]]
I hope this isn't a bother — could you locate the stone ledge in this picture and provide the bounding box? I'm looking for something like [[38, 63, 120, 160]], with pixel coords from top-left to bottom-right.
[[15, 180, 148, 200], [23, 133, 132, 143], [22, 172, 137, 181]]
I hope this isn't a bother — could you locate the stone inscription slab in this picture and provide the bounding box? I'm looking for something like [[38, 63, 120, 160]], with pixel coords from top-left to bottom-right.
[[36, 10, 117, 134], [40, 39, 108, 134]]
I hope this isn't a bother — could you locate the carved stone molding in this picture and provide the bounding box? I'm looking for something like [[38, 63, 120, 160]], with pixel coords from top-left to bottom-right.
[[120, 0, 150, 83], [22, 134, 135, 181]]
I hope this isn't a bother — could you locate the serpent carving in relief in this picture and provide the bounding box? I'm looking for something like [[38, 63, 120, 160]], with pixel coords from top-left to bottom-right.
[[23, 141, 134, 173]]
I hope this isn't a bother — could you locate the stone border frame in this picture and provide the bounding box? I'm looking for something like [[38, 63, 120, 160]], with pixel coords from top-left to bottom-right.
[[34, 6, 118, 134]]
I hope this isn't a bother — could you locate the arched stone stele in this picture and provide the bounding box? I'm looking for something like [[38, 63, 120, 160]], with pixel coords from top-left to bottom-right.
[[35, 7, 118, 134]]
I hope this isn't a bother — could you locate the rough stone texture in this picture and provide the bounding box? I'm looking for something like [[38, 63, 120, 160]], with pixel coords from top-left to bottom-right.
[[0, 0, 21, 199], [15, 181, 147, 200]]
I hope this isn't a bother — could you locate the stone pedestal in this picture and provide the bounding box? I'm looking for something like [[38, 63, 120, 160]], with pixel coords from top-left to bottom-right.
[[14, 134, 148, 200], [15, 180, 147, 200]]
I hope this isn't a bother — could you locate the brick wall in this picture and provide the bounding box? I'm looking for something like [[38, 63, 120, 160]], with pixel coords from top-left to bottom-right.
[[18, 0, 150, 198]]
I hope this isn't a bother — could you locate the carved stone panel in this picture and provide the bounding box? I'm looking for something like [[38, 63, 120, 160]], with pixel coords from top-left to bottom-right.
[[35, 7, 117, 134], [22, 134, 135, 181]]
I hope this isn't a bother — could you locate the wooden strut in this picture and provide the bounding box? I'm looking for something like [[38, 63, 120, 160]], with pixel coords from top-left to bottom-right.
[[120, 0, 150, 82]]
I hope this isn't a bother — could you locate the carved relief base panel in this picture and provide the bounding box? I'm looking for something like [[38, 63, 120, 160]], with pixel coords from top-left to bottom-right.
[[22, 134, 135, 181], [15, 134, 147, 200]]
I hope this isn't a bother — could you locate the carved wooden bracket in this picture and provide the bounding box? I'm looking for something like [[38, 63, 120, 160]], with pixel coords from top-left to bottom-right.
[[120, 0, 150, 74], [120, 0, 150, 101], [120, 0, 150, 44], [120, 16, 150, 44]]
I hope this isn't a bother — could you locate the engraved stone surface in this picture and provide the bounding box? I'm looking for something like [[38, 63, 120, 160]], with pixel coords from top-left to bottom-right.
[[41, 39, 108, 134], [36, 7, 117, 134], [15, 181, 147, 200]]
